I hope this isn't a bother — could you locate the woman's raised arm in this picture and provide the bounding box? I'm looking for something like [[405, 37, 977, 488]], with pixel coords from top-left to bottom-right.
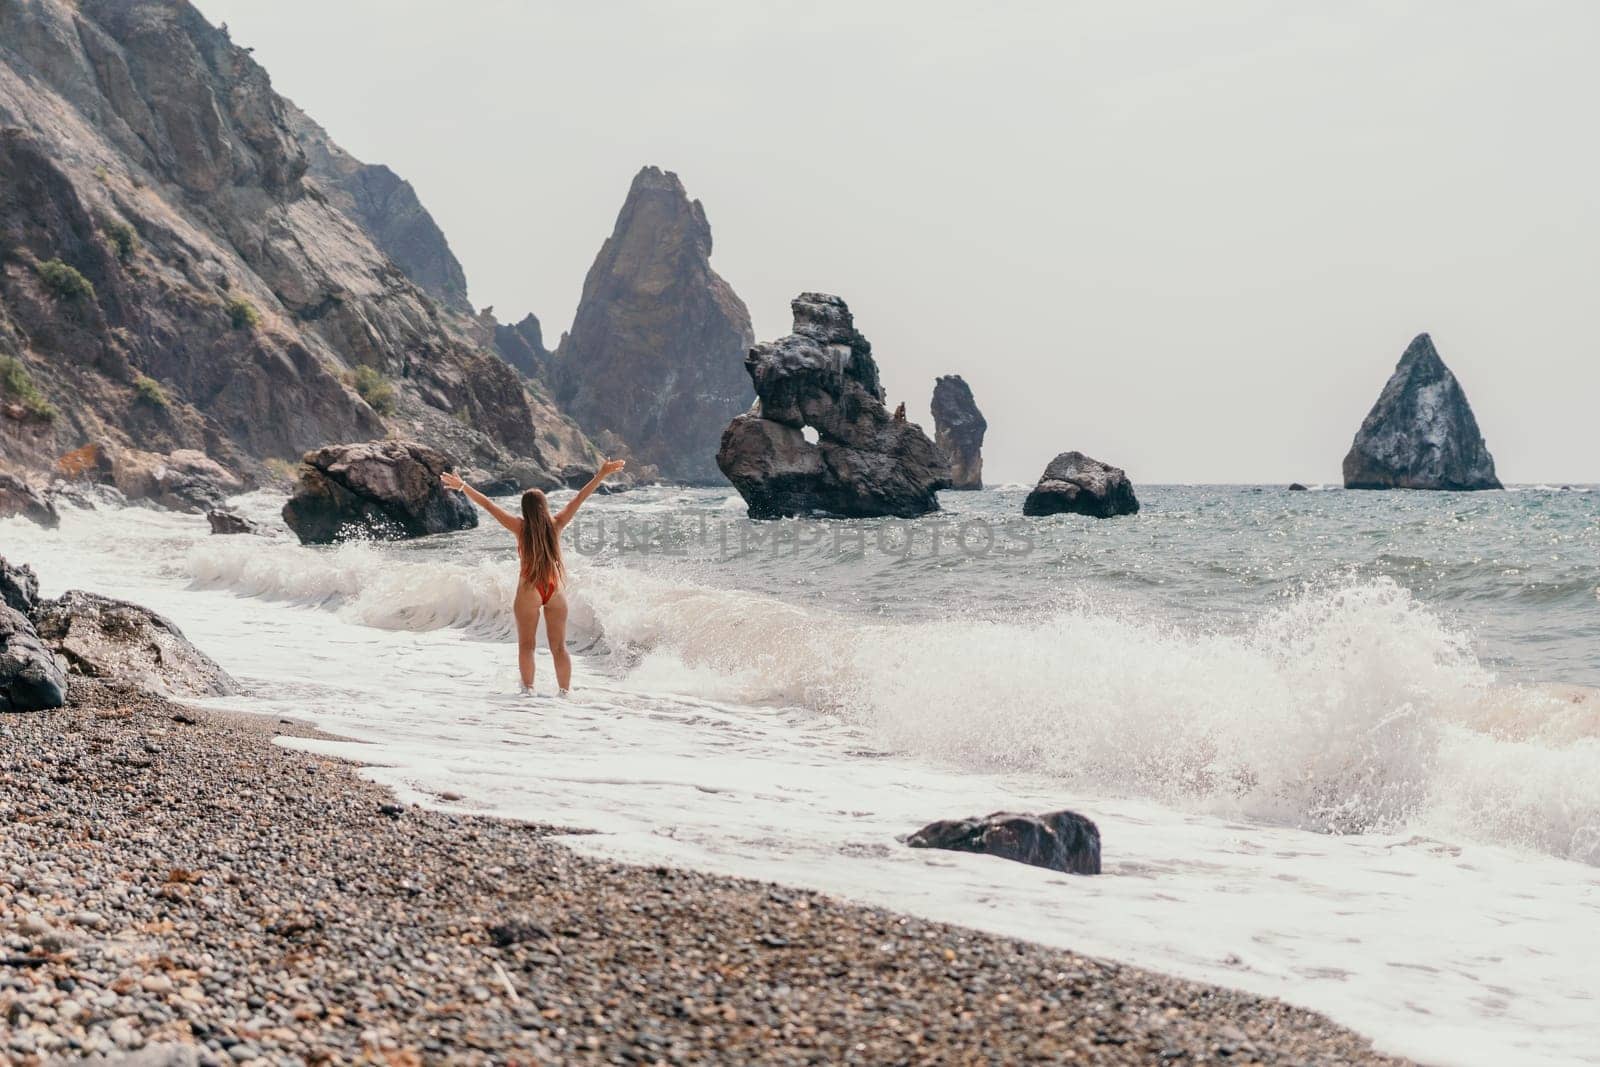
[[554, 459, 626, 529], [441, 471, 521, 536]]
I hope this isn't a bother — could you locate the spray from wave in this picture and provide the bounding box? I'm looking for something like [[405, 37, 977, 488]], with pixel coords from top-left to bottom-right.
[[184, 539, 1600, 863]]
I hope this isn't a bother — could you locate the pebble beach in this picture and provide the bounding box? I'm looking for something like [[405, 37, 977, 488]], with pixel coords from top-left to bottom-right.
[[0, 679, 1411, 1065]]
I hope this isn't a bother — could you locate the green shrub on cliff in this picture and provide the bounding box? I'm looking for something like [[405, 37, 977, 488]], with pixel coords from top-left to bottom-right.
[[350, 366, 397, 416], [226, 296, 260, 331], [133, 374, 168, 408], [37, 258, 94, 301], [105, 220, 138, 262], [0, 355, 58, 420]]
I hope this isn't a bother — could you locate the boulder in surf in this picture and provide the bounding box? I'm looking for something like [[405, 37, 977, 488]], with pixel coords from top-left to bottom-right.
[[0, 472, 61, 529], [906, 809, 1102, 875], [282, 440, 476, 544], [1342, 334, 1501, 491], [32, 590, 237, 699], [1022, 452, 1139, 518], [717, 293, 951, 518], [206, 509, 261, 536]]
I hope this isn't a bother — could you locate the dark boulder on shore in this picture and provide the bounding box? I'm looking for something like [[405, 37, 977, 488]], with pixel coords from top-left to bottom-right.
[[33, 591, 237, 699], [906, 810, 1102, 875], [717, 293, 951, 519], [1343, 334, 1501, 491], [1022, 452, 1139, 518], [1, 555, 40, 616], [0, 603, 67, 712], [0, 472, 61, 528], [1288, 482, 1309, 491], [282, 441, 476, 544], [930, 375, 987, 490]]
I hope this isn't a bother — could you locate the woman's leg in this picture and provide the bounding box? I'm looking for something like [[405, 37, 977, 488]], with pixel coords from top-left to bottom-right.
[[512, 587, 540, 690], [544, 589, 572, 692]]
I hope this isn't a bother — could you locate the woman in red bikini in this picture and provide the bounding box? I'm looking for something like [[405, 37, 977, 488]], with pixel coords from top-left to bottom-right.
[[442, 459, 626, 696]]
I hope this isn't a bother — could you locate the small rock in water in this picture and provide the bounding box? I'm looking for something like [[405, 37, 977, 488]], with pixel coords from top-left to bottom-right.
[[1022, 452, 1139, 519], [906, 810, 1102, 875], [205, 509, 260, 536]]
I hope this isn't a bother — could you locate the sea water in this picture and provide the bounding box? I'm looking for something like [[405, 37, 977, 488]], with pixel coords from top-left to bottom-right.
[[5, 485, 1598, 1066]]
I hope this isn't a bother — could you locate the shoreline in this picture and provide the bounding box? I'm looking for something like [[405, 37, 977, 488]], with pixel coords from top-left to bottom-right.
[[0, 680, 1410, 1065]]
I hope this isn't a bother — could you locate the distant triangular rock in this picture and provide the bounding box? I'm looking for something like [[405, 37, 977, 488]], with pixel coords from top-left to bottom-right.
[[553, 166, 754, 484], [1343, 334, 1500, 491]]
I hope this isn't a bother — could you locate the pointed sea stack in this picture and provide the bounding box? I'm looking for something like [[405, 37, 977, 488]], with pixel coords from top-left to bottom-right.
[[1342, 334, 1501, 490], [930, 375, 987, 490], [553, 167, 754, 484]]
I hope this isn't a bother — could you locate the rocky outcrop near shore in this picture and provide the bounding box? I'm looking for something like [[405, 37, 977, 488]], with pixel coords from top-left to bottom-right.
[[0, 554, 38, 615], [282, 440, 476, 544], [1343, 334, 1501, 491], [33, 589, 237, 698], [1022, 452, 1139, 518], [552, 167, 754, 484], [0, 0, 592, 485], [907, 810, 1102, 875], [105, 446, 242, 513], [0, 471, 59, 527], [0, 602, 66, 711], [930, 375, 987, 490], [718, 294, 950, 518]]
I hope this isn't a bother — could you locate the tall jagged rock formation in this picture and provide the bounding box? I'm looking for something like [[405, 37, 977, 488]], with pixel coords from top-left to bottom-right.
[[491, 312, 552, 380], [553, 166, 753, 484], [286, 103, 472, 315], [930, 375, 986, 490], [717, 293, 950, 518], [0, 0, 596, 487], [1343, 334, 1501, 491]]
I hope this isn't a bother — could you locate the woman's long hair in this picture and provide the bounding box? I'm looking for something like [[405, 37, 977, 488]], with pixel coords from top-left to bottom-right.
[[518, 489, 564, 590]]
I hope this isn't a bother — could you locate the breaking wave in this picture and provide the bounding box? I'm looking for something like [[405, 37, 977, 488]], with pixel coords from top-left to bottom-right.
[[184, 537, 1600, 864]]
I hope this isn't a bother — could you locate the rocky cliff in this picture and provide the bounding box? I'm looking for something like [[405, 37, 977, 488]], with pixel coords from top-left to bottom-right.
[[285, 103, 472, 315], [717, 293, 950, 518], [491, 310, 552, 380], [552, 166, 753, 484], [930, 375, 986, 490], [1343, 334, 1501, 491], [0, 0, 595, 487]]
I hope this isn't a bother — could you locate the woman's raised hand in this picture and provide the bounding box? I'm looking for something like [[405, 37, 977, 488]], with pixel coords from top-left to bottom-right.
[[599, 458, 626, 478], [440, 471, 466, 492]]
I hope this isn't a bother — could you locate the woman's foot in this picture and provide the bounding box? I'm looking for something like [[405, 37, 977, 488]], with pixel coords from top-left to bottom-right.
[[557, 688, 570, 699], [519, 685, 536, 698]]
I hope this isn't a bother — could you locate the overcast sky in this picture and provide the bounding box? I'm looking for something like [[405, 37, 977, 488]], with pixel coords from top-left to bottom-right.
[[197, 1, 1598, 484]]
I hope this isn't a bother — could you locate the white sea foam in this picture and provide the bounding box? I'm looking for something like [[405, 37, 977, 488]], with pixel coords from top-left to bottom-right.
[[178, 529, 1600, 865]]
